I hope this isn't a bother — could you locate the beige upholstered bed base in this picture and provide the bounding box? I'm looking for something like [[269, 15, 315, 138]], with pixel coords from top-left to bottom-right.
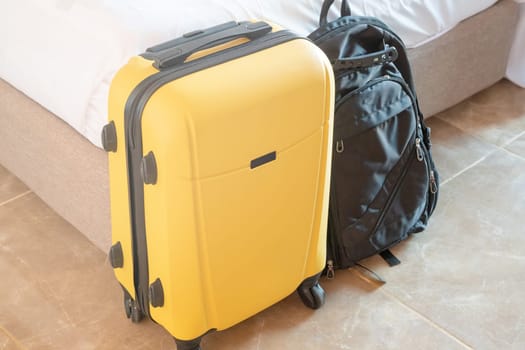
[[0, 0, 518, 252]]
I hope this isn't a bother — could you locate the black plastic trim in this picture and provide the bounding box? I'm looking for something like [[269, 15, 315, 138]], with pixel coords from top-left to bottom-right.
[[150, 21, 272, 70], [102, 121, 117, 152], [148, 278, 164, 308], [109, 241, 124, 268], [141, 151, 157, 185], [250, 151, 276, 169]]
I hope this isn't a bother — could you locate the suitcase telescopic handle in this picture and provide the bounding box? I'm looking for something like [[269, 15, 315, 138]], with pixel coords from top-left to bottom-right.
[[150, 21, 272, 70]]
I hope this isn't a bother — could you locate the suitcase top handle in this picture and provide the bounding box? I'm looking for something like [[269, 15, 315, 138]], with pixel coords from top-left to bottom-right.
[[320, 0, 351, 26], [143, 21, 273, 70]]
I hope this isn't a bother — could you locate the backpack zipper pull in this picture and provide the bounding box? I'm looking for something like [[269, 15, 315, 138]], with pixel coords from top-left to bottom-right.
[[429, 170, 438, 194], [415, 137, 424, 161], [326, 260, 335, 279]]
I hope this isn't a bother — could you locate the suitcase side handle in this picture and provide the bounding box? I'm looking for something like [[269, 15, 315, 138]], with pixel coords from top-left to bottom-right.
[[145, 21, 272, 70]]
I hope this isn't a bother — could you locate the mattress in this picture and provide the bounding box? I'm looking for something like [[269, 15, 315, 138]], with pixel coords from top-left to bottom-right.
[[0, 0, 501, 148]]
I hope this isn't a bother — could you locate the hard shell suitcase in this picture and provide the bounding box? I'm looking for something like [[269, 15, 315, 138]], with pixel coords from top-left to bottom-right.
[[102, 21, 334, 349]]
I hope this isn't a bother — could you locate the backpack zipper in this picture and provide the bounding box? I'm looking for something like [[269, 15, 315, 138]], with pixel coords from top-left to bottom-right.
[[334, 75, 391, 112]]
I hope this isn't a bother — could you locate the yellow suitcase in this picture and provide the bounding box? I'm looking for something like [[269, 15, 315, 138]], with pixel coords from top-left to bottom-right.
[[102, 21, 334, 349]]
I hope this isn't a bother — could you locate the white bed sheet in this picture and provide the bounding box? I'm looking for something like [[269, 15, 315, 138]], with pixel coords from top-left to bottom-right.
[[0, 0, 500, 148]]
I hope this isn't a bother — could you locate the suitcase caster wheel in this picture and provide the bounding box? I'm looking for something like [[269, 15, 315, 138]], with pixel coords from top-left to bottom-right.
[[130, 302, 144, 323], [298, 283, 325, 309], [174, 337, 202, 350], [123, 289, 144, 323], [297, 273, 326, 310], [123, 291, 133, 319]]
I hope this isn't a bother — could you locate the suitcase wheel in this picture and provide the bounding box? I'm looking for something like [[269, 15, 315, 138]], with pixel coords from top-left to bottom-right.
[[174, 336, 202, 350], [297, 273, 326, 310], [123, 290, 144, 323], [130, 304, 144, 323]]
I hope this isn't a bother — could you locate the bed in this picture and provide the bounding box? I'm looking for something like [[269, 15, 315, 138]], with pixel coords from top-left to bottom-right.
[[0, 0, 522, 251]]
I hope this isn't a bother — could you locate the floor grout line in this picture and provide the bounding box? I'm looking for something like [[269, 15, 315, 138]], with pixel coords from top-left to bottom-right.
[[0, 325, 28, 350], [440, 128, 525, 185], [378, 288, 474, 349], [498, 128, 525, 148], [0, 190, 32, 207], [350, 269, 473, 348], [499, 147, 525, 162], [432, 115, 525, 177], [430, 115, 495, 187], [439, 149, 498, 187], [496, 129, 525, 161]]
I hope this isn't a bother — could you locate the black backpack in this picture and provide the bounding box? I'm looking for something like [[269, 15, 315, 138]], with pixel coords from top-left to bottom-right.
[[308, 0, 439, 275]]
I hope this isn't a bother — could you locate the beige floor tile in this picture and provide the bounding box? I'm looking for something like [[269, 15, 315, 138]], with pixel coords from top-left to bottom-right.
[[0, 194, 101, 342], [0, 165, 28, 205], [0, 193, 172, 348], [0, 191, 467, 350], [23, 318, 174, 350], [425, 117, 498, 182], [201, 270, 467, 350], [0, 326, 25, 350], [436, 80, 525, 147], [0, 193, 102, 278], [3, 81, 525, 349], [357, 149, 525, 349], [0, 254, 72, 342]]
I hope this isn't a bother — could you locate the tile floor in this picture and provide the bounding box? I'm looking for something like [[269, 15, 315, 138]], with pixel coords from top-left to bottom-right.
[[1, 79, 525, 350]]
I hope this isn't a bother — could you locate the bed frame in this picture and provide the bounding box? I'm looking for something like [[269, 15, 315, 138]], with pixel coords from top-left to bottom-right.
[[0, 0, 519, 251]]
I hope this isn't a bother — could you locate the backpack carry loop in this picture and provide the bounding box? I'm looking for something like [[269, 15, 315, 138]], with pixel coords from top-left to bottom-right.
[[320, 0, 351, 26], [333, 45, 398, 71]]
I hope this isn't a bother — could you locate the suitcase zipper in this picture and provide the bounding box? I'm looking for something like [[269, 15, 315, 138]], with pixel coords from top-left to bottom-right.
[[122, 30, 300, 318]]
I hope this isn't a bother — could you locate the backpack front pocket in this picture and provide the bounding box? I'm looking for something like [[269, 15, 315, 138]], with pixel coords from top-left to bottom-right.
[[330, 78, 428, 262]]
